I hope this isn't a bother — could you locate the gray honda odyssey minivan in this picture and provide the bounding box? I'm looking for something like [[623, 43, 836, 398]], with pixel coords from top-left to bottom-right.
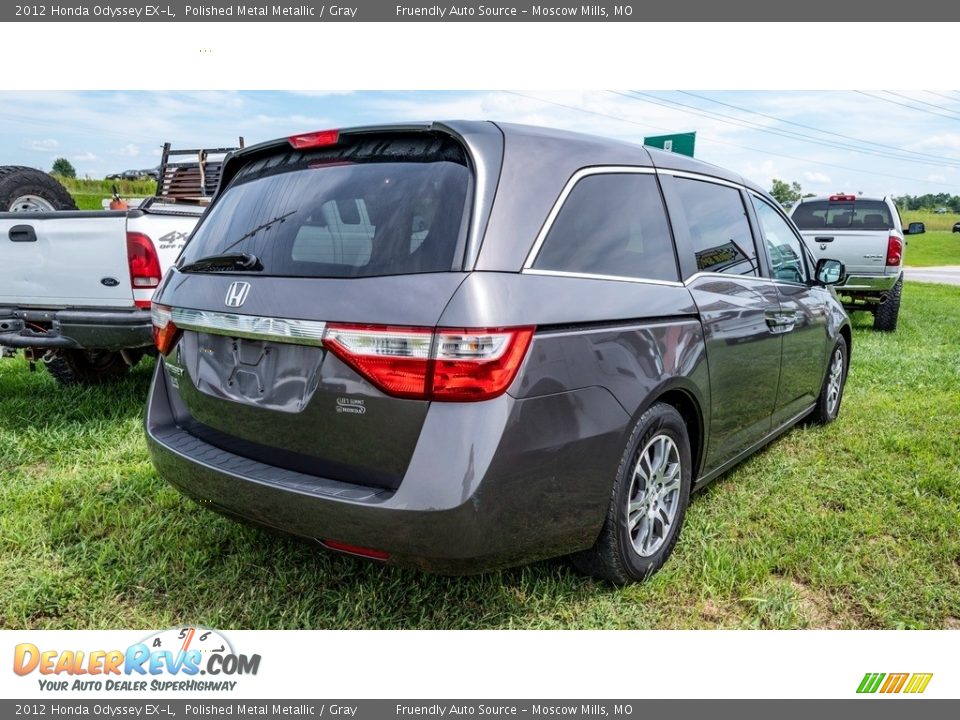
[[146, 121, 851, 583]]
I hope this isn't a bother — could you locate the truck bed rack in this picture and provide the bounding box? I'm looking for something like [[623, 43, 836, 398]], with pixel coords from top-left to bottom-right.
[[151, 139, 244, 205]]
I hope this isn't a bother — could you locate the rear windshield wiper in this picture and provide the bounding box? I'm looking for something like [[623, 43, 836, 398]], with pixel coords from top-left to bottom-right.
[[221, 210, 297, 253], [179, 252, 263, 273]]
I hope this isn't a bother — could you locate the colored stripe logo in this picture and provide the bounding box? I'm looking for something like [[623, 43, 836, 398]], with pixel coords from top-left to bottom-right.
[[857, 672, 933, 694]]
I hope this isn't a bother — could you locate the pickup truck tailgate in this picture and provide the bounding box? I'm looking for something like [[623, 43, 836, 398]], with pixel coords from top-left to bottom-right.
[[791, 197, 898, 276], [799, 228, 891, 275], [0, 211, 133, 308]]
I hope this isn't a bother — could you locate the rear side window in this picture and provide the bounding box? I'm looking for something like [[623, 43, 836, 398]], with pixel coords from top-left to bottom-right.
[[792, 200, 893, 230], [179, 136, 471, 278], [673, 177, 758, 277], [532, 173, 679, 282]]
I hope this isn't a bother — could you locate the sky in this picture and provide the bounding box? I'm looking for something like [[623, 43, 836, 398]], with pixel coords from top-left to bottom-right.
[[2, 90, 960, 197]]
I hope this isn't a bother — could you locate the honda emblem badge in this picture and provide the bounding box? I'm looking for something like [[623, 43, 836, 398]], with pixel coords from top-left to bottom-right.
[[224, 281, 251, 308]]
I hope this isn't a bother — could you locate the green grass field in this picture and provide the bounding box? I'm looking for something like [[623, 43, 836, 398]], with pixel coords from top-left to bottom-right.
[[904, 231, 960, 267], [902, 209, 960, 233], [1, 283, 958, 630], [900, 210, 960, 267], [61, 178, 156, 211]]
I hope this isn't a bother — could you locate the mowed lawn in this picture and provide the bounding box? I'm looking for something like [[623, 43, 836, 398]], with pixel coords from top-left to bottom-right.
[[0, 283, 958, 630], [904, 230, 960, 267]]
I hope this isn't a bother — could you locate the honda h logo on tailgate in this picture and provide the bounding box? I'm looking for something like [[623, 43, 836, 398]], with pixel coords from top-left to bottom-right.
[[225, 281, 251, 308]]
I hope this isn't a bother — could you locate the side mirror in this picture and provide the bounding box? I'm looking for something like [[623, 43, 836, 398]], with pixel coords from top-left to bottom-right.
[[905, 222, 925, 235], [815, 258, 844, 286]]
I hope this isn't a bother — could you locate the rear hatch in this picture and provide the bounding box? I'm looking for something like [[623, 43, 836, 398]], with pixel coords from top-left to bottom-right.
[[155, 130, 477, 490], [791, 197, 897, 275], [0, 211, 134, 308]]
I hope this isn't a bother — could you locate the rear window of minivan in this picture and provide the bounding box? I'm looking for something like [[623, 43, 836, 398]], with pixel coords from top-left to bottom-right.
[[792, 200, 893, 231], [178, 135, 472, 278]]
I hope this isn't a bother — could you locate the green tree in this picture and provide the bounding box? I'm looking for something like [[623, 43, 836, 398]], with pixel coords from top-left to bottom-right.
[[51, 158, 76, 178], [770, 178, 803, 206]]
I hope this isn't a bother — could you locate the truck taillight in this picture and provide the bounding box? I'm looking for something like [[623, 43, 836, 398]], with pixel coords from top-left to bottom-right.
[[323, 324, 535, 402], [886, 235, 903, 266], [151, 303, 180, 355], [127, 232, 162, 308]]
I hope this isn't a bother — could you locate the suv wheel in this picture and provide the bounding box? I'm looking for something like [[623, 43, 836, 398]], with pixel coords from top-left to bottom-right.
[[873, 277, 902, 332], [571, 403, 692, 584], [809, 336, 848, 425], [44, 350, 133, 386]]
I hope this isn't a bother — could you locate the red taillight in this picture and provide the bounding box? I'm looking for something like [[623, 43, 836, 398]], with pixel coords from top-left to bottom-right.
[[431, 328, 535, 401], [321, 540, 390, 561], [829, 194, 856, 201], [886, 235, 903, 266], [288, 129, 340, 150], [127, 232, 162, 308], [322, 324, 535, 402], [323, 324, 434, 399], [151, 303, 181, 355]]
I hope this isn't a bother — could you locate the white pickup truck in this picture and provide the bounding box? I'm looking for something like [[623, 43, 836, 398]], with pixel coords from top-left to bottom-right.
[[790, 194, 925, 332], [0, 146, 233, 384]]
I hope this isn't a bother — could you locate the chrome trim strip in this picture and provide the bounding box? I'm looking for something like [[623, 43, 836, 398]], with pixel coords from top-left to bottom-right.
[[171, 308, 327, 346], [521, 166, 657, 270], [683, 270, 775, 285], [656, 168, 747, 190], [524, 267, 780, 288], [523, 267, 684, 288]]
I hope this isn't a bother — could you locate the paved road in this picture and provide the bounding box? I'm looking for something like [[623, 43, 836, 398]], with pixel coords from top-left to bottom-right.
[[904, 266, 960, 286]]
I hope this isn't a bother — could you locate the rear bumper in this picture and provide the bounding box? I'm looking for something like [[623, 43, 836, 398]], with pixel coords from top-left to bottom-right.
[[0, 306, 152, 350], [837, 272, 901, 294], [145, 360, 628, 573]]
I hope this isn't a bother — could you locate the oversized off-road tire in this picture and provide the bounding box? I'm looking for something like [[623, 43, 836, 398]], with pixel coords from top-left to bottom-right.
[[570, 403, 693, 585], [44, 350, 131, 386], [809, 336, 848, 426], [0, 166, 77, 213], [873, 277, 903, 332]]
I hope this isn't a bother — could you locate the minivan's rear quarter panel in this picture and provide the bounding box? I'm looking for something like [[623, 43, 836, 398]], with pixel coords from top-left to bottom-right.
[[441, 272, 707, 409]]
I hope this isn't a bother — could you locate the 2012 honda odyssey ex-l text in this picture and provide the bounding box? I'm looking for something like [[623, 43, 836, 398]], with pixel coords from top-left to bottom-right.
[[145, 121, 851, 584]]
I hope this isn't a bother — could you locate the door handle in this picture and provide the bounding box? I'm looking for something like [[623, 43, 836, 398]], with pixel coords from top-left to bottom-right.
[[764, 310, 796, 334], [814, 236, 834, 243], [9, 225, 37, 242]]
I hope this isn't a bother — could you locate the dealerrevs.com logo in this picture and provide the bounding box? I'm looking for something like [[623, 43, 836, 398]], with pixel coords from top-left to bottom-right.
[[857, 672, 933, 694], [13, 627, 261, 693]]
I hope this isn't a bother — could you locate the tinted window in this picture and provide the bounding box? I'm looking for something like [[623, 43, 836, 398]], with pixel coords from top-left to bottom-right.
[[791, 200, 893, 230], [752, 196, 809, 284], [532, 173, 678, 282], [673, 177, 758, 277], [180, 152, 470, 278]]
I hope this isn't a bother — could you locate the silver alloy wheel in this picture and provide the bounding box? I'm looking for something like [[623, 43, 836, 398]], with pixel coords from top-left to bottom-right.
[[9, 194, 56, 213], [826, 347, 844, 415], [626, 434, 682, 557]]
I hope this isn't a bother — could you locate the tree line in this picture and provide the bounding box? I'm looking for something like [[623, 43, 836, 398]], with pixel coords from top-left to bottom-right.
[[769, 178, 959, 212]]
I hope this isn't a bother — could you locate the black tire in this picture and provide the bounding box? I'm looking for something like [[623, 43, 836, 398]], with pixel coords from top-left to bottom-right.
[[570, 403, 693, 585], [809, 336, 848, 426], [44, 350, 131, 386], [873, 277, 902, 332], [0, 166, 77, 213]]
